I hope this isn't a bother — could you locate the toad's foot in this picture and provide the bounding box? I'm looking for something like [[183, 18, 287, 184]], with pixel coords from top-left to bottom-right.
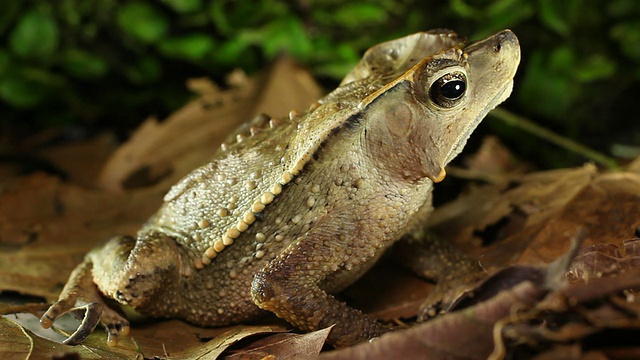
[[417, 268, 487, 320], [394, 229, 487, 320], [40, 260, 130, 346]]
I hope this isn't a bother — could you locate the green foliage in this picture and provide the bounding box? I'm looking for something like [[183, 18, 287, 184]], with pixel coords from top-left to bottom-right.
[[0, 68, 53, 108], [161, 0, 203, 14], [0, 0, 638, 167], [9, 8, 59, 60], [63, 49, 109, 79], [117, 2, 169, 43], [333, 3, 389, 28], [450, 0, 536, 38], [158, 34, 215, 60]]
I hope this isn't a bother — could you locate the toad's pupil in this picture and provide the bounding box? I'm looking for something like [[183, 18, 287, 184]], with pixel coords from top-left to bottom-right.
[[440, 80, 466, 99]]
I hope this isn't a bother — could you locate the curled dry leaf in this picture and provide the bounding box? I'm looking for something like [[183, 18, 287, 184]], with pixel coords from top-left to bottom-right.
[[318, 237, 582, 360], [493, 270, 640, 359], [569, 238, 640, 281], [0, 316, 141, 359], [164, 325, 289, 359], [319, 275, 549, 360], [0, 316, 287, 360], [427, 165, 640, 269], [224, 326, 331, 360]]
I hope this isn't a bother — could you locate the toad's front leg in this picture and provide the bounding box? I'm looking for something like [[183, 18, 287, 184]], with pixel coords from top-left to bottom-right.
[[40, 236, 136, 345], [250, 226, 390, 347], [41, 234, 184, 345]]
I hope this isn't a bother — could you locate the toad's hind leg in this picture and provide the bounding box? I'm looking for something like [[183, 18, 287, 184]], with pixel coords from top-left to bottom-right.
[[41, 236, 136, 346]]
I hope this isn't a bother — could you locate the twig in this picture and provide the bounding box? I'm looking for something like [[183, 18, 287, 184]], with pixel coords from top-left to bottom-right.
[[490, 107, 619, 170]]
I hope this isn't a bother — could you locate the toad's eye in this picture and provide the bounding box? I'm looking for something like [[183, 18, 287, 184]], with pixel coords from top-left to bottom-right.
[[429, 72, 467, 108]]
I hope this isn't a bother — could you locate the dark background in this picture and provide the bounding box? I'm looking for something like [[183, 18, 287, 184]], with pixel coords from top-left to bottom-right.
[[1, 0, 639, 168]]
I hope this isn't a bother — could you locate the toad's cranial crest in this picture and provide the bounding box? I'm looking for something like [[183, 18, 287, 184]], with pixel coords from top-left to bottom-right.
[[41, 30, 520, 347]]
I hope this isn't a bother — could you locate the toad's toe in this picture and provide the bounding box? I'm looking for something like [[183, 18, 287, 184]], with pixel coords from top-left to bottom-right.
[[105, 320, 130, 347], [40, 259, 131, 346]]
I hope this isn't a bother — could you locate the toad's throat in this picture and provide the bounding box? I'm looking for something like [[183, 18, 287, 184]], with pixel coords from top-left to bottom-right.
[[444, 79, 514, 166]]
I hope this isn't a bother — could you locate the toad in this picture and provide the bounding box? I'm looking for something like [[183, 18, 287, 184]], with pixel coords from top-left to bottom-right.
[[41, 29, 520, 347]]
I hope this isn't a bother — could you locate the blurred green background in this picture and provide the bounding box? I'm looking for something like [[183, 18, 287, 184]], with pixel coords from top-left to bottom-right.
[[1, 0, 639, 168]]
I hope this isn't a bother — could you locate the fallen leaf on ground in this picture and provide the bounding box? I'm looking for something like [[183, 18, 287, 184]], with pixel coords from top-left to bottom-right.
[[162, 324, 289, 359], [0, 315, 288, 359], [0, 58, 324, 359], [224, 326, 331, 360], [98, 58, 323, 192], [2, 55, 640, 359], [318, 241, 576, 360]]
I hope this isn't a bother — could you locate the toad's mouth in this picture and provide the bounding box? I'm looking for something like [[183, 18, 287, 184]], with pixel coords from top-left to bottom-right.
[[443, 79, 514, 166]]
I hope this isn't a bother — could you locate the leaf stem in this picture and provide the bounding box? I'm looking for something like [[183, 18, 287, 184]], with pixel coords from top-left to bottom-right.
[[490, 107, 619, 170]]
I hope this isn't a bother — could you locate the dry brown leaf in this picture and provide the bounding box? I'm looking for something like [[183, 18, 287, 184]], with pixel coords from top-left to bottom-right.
[[4, 53, 640, 360], [0, 59, 322, 359], [569, 238, 640, 281], [492, 270, 640, 359], [0, 315, 286, 359], [224, 327, 331, 360], [98, 57, 323, 192], [343, 261, 433, 321], [0, 316, 143, 359], [169, 325, 288, 359], [448, 135, 531, 184], [36, 133, 117, 187], [427, 165, 640, 269], [5, 160, 640, 359], [0, 173, 163, 300], [320, 241, 640, 360], [129, 320, 260, 358], [320, 280, 548, 360], [464, 136, 528, 175]]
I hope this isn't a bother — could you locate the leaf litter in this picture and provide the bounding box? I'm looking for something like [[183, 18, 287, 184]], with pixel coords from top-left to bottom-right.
[[1, 58, 640, 359]]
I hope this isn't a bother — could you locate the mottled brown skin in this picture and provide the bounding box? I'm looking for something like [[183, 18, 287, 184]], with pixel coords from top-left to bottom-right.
[[41, 30, 520, 347]]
